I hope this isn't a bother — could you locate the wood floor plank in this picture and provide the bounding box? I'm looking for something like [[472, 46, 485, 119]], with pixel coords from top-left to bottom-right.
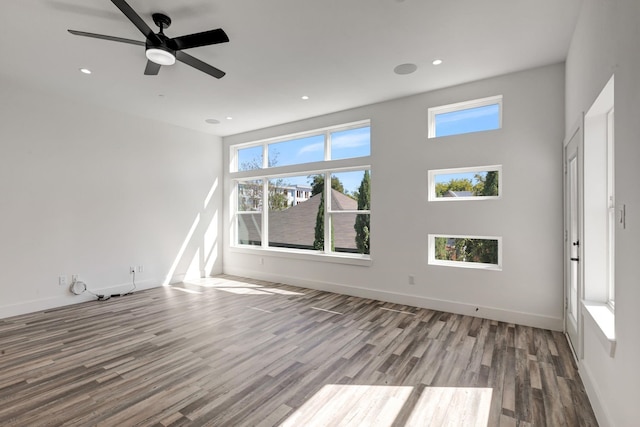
[[0, 275, 598, 426]]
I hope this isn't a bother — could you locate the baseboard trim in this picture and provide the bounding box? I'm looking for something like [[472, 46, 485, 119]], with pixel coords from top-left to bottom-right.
[[222, 267, 563, 330], [579, 360, 614, 427], [0, 279, 162, 320]]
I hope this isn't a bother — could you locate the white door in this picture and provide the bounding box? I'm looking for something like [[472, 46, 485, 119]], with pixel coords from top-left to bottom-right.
[[564, 127, 582, 357]]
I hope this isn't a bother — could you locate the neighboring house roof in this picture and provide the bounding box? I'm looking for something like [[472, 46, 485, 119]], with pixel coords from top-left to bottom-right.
[[444, 190, 474, 198], [238, 189, 361, 251]]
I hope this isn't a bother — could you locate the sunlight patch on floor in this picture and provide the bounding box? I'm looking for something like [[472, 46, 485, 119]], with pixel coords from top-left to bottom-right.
[[182, 278, 305, 296], [281, 384, 413, 427], [405, 387, 493, 427], [280, 384, 492, 426], [169, 286, 202, 295]]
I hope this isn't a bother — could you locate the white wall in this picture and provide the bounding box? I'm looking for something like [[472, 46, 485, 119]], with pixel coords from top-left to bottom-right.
[[223, 64, 565, 330], [0, 78, 223, 318], [565, 1, 640, 426]]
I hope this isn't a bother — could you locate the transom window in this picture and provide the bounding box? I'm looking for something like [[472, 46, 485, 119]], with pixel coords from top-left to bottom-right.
[[428, 95, 502, 138], [231, 121, 371, 259]]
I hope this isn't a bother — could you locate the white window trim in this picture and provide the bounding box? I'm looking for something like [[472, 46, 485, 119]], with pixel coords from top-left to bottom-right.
[[428, 165, 502, 202], [582, 300, 616, 357], [606, 108, 615, 310], [428, 234, 502, 271], [428, 95, 503, 139], [231, 119, 370, 173], [231, 121, 371, 262]]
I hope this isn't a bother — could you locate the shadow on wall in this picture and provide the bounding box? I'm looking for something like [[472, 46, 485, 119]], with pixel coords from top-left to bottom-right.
[[163, 178, 220, 285]]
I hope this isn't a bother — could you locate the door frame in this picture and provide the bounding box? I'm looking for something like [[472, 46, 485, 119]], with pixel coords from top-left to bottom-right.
[[563, 117, 584, 360]]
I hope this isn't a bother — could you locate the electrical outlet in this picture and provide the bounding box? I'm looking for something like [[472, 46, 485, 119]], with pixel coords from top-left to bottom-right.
[[71, 274, 78, 283], [58, 275, 67, 287], [137, 265, 144, 273], [129, 266, 135, 274], [259, 258, 264, 265], [408, 275, 415, 285]]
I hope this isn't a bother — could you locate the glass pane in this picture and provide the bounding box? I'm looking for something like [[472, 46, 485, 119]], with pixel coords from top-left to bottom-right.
[[269, 194, 324, 250], [330, 170, 370, 211], [434, 237, 499, 265], [237, 213, 262, 246], [268, 134, 325, 167], [434, 170, 499, 198], [237, 146, 263, 171], [267, 176, 313, 210], [238, 180, 263, 212], [332, 213, 370, 255], [331, 126, 371, 160], [435, 104, 500, 137], [268, 177, 321, 251]]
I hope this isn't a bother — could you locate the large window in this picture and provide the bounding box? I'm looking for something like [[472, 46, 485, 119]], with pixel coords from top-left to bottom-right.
[[428, 95, 502, 138], [231, 121, 371, 258]]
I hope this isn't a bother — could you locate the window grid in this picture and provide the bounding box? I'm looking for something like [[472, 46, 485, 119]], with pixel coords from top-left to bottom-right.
[[231, 121, 371, 258]]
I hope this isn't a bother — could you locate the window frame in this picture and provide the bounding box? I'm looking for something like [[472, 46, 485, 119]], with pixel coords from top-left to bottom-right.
[[606, 107, 615, 310], [231, 120, 370, 173], [230, 121, 372, 263], [428, 234, 503, 271], [428, 95, 503, 139], [428, 165, 502, 202]]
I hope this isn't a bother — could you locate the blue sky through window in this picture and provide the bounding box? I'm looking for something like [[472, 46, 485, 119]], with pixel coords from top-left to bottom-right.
[[331, 127, 371, 160], [238, 145, 263, 171], [269, 134, 325, 167], [435, 104, 500, 137], [239, 127, 370, 195]]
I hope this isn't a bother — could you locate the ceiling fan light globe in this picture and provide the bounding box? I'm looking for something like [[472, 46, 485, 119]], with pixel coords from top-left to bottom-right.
[[146, 48, 175, 66]]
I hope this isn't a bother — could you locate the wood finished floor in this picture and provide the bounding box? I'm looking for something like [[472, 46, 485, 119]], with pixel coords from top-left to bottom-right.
[[0, 275, 597, 427]]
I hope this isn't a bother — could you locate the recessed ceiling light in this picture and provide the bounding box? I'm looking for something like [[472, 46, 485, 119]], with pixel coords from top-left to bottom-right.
[[301, 95, 309, 100], [432, 59, 443, 65], [393, 63, 417, 75], [205, 119, 220, 125], [79, 68, 92, 74], [226, 116, 233, 120]]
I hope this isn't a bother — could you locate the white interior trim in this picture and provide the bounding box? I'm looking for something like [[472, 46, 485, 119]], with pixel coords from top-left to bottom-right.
[[582, 300, 616, 357]]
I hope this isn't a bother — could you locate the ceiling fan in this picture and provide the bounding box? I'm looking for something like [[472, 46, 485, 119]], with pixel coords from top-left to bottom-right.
[[68, 0, 229, 78]]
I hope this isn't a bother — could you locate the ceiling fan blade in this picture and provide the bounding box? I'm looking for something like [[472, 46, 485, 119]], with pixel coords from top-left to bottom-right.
[[111, 0, 161, 45], [175, 51, 225, 79], [144, 60, 161, 75], [68, 29, 145, 46], [168, 28, 229, 51]]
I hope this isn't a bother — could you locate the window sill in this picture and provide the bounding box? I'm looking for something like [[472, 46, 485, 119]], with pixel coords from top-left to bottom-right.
[[429, 260, 502, 271], [230, 245, 372, 267], [582, 300, 616, 357]]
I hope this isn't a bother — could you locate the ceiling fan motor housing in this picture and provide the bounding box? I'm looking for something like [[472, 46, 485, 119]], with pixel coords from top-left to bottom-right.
[[145, 13, 176, 65]]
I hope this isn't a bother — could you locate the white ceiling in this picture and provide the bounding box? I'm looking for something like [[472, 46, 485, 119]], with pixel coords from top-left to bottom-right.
[[3, 0, 582, 137]]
